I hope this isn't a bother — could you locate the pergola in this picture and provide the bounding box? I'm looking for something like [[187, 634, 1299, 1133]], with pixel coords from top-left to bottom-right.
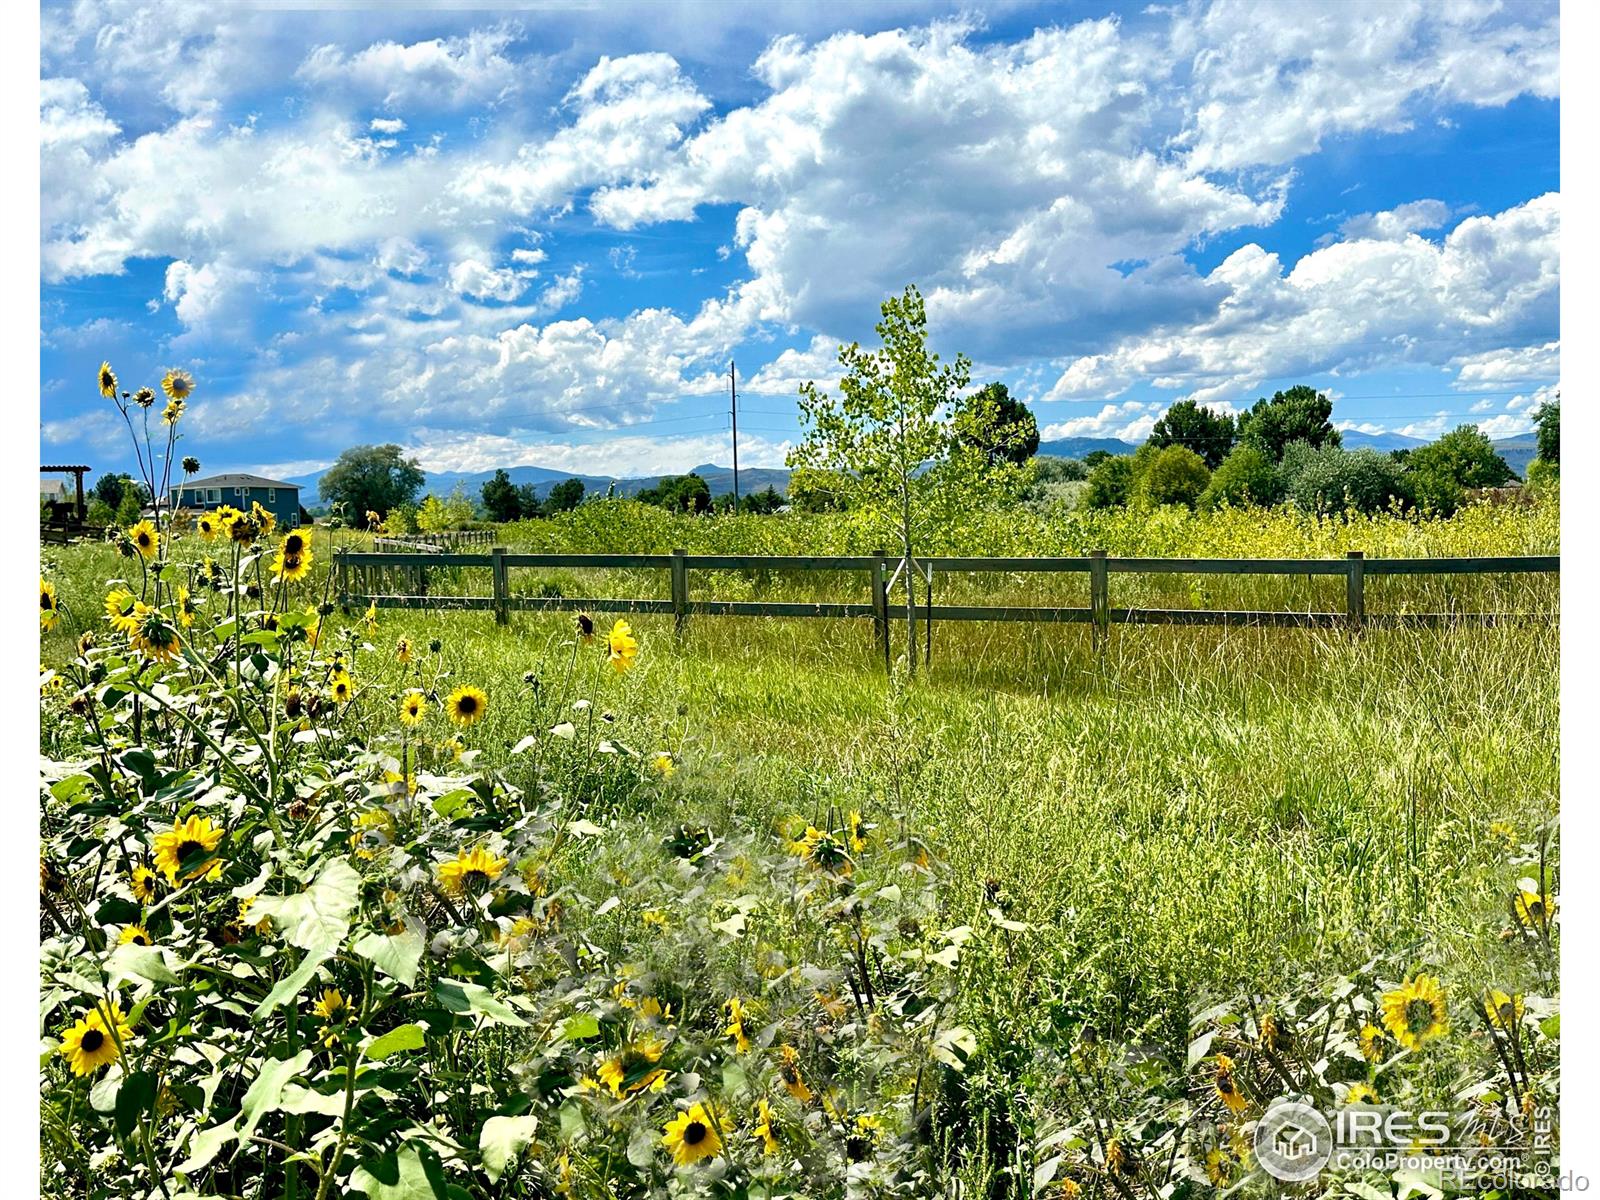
[[41, 464, 90, 521]]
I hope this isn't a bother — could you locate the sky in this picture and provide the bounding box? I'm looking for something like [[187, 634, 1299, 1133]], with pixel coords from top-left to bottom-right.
[[38, 0, 1560, 483]]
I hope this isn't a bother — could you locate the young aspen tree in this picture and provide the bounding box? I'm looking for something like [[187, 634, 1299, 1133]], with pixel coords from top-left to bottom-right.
[[787, 285, 1029, 675]]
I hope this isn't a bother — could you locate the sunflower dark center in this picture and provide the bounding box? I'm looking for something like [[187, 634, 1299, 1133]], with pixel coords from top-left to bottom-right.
[[464, 869, 489, 889], [176, 840, 205, 862], [1405, 998, 1434, 1032], [458, 697, 478, 714], [683, 1121, 707, 1146], [1498, 1001, 1516, 1022], [41, 593, 52, 610], [132, 932, 150, 945], [285, 535, 305, 555], [81, 1029, 105, 1052]]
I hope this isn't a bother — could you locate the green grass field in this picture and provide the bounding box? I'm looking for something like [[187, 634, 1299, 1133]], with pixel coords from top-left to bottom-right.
[[39, 499, 1560, 1196]]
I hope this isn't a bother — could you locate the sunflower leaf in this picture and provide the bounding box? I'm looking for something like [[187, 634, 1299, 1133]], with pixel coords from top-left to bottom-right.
[[251, 859, 360, 954], [365, 1023, 428, 1061], [354, 926, 426, 987], [479, 1115, 539, 1183], [238, 1049, 317, 1141], [105, 943, 182, 988], [253, 949, 331, 1018], [436, 980, 528, 1027]]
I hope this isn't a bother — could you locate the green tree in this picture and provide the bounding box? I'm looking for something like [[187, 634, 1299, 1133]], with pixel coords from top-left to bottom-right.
[[1200, 444, 1281, 509], [114, 486, 145, 526], [1083, 455, 1134, 509], [94, 472, 138, 507], [1238, 385, 1342, 462], [1404, 424, 1514, 515], [544, 478, 586, 514], [787, 284, 1017, 675], [1533, 397, 1559, 466], [1082, 450, 1114, 470], [318, 444, 425, 520], [480, 469, 522, 523], [1135, 445, 1210, 508], [1148, 399, 1236, 469], [787, 467, 852, 512], [955, 382, 1039, 467], [638, 474, 711, 514], [514, 483, 542, 517]]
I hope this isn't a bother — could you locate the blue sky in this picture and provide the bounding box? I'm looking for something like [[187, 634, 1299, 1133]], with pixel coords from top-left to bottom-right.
[[39, 0, 1559, 482]]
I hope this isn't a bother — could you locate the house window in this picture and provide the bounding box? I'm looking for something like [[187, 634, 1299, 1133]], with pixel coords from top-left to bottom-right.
[[267, 489, 276, 503], [235, 487, 244, 497], [208, 488, 220, 503]]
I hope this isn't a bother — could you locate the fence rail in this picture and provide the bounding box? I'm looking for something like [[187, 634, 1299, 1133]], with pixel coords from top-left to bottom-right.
[[335, 547, 1557, 667]]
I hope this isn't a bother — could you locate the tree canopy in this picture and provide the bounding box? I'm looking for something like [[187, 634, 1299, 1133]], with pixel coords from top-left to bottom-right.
[[1533, 397, 1559, 465], [637, 473, 712, 514], [319, 444, 425, 521], [1237, 386, 1342, 462], [480, 469, 522, 523], [955, 382, 1039, 467], [1404, 424, 1514, 514], [1148, 399, 1236, 469]]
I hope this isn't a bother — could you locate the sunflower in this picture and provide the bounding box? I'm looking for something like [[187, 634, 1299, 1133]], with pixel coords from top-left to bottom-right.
[[1343, 1082, 1379, 1105], [226, 510, 259, 546], [195, 512, 220, 539], [101, 589, 142, 632], [251, 501, 277, 536], [395, 636, 413, 664], [445, 684, 488, 727], [59, 1002, 132, 1076], [436, 846, 508, 897], [329, 670, 354, 705], [273, 549, 312, 583], [161, 368, 194, 401], [97, 361, 118, 398], [128, 520, 160, 560], [40, 579, 60, 631], [130, 604, 181, 663], [595, 1037, 668, 1099], [399, 690, 427, 725], [182, 455, 200, 475], [846, 809, 867, 853], [363, 600, 377, 634], [129, 865, 159, 904], [752, 1098, 780, 1155], [725, 997, 753, 1053], [1483, 989, 1525, 1030], [118, 924, 154, 946], [152, 814, 226, 884], [162, 398, 186, 425], [1358, 1022, 1389, 1062], [131, 386, 155, 409], [652, 752, 676, 778], [1380, 975, 1449, 1051], [1204, 1148, 1230, 1186], [1213, 1053, 1248, 1114], [175, 587, 197, 628], [777, 1044, 813, 1103], [354, 808, 397, 859], [607, 619, 638, 673], [1514, 888, 1556, 932], [661, 1102, 728, 1167], [312, 989, 347, 1022]]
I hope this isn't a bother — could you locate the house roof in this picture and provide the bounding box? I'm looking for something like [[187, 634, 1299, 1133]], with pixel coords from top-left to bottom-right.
[[175, 473, 300, 491]]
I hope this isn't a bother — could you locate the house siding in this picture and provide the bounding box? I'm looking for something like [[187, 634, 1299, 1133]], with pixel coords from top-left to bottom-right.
[[172, 484, 301, 528]]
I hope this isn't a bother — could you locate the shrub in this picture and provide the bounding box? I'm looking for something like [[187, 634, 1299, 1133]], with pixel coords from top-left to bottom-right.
[[1082, 455, 1134, 509], [1405, 424, 1515, 516], [1135, 445, 1210, 509], [1283, 443, 1412, 515], [1200, 444, 1281, 509]]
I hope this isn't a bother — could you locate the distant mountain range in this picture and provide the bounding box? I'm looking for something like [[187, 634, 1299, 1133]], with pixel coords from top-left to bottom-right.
[[288, 431, 1538, 508]]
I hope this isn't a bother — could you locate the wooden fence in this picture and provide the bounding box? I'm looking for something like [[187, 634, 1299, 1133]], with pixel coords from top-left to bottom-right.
[[335, 548, 1558, 667]]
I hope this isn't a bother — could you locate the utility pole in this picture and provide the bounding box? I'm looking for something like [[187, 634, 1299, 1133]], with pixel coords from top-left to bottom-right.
[[730, 358, 741, 512]]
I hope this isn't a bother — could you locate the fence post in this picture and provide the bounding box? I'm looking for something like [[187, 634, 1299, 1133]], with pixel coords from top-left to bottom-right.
[[491, 546, 509, 625], [870, 549, 889, 670], [1346, 550, 1365, 633], [671, 548, 689, 639], [336, 548, 349, 614], [1089, 549, 1110, 648], [923, 559, 933, 666]]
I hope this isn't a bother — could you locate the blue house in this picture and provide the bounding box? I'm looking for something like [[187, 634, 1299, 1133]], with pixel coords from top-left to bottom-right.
[[171, 473, 302, 529]]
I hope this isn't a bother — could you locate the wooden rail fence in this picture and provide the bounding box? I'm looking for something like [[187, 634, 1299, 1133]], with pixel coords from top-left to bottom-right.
[[335, 548, 1558, 667]]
